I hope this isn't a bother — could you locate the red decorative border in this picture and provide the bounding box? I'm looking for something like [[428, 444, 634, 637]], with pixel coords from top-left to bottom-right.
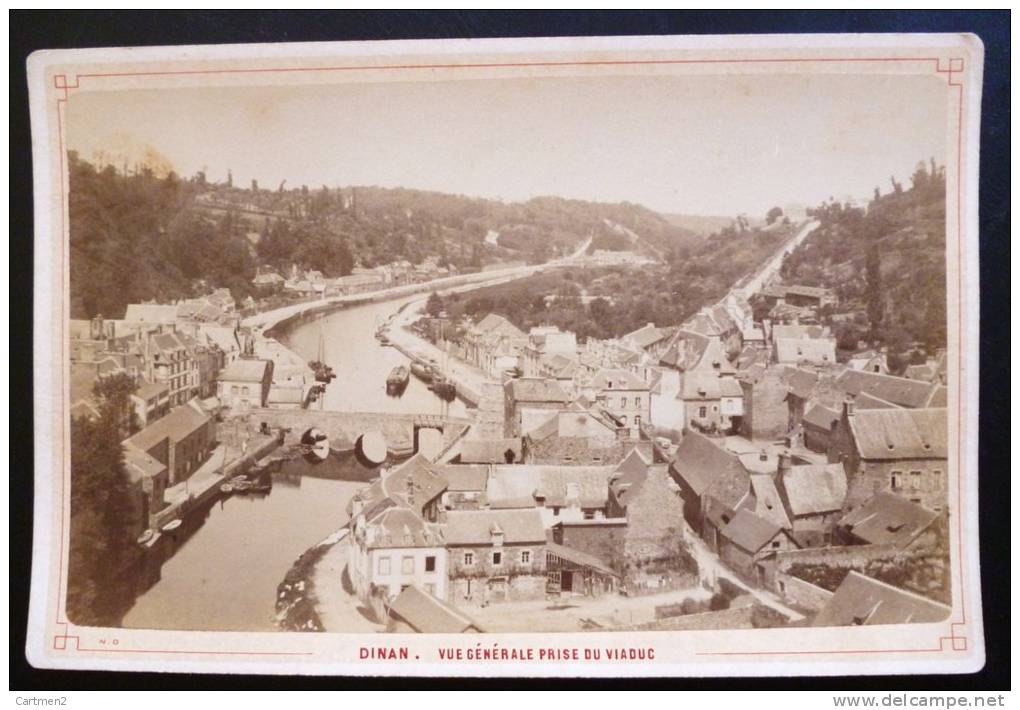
[[49, 53, 970, 661]]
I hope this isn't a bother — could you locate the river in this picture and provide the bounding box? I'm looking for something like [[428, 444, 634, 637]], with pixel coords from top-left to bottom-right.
[[122, 295, 460, 631]]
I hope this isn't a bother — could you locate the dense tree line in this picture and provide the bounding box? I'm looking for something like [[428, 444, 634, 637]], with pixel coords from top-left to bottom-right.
[[442, 215, 795, 341], [781, 159, 947, 353], [69, 155, 704, 318]]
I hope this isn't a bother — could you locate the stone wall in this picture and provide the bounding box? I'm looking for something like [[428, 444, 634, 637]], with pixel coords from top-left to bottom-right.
[[554, 521, 627, 574], [247, 408, 471, 457]]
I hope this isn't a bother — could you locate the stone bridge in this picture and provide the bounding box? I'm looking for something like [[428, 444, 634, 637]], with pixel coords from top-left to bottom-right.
[[242, 408, 473, 458]]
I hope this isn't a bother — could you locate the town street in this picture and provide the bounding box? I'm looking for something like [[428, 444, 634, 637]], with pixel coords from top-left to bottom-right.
[[733, 220, 820, 298]]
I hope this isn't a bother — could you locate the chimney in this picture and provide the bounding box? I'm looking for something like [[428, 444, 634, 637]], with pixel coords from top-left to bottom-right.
[[843, 394, 856, 419], [778, 450, 792, 478]]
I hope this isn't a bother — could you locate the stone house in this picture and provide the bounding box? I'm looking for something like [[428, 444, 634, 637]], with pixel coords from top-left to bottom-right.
[[801, 404, 840, 453], [607, 451, 688, 581], [503, 377, 571, 438], [444, 509, 547, 604], [522, 326, 577, 378], [217, 359, 274, 410], [123, 445, 170, 536], [484, 464, 615, 528], [717, 509, 801, 584], [346, 455, 451, 604], [679, 371, 744, 435], [834, 492, 944, 552], [827, 399, 949, 511], [775, 454, 848, 547], [737, 365, 790, 441], [669, 431, 753, 552], [589, 368, 651, 439], [522, 407, 631, 465], [122, 401, 215, 485]]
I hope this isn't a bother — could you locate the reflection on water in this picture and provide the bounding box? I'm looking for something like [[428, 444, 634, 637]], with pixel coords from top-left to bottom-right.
[[279, 298, 466, 417], [121, 451, 397, 632], [122, 296, 459, 631]]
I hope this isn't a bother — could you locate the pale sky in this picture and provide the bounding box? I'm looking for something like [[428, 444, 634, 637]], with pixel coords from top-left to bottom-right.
[[67, 72, 948, 217]]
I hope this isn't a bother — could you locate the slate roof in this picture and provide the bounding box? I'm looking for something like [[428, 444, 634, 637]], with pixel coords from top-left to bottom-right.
[[435, 464, 490, 492], [837, 492, 940, 547], [443, 509, 547, 546], [775, 338, 836, 365], [749, 475, 792, 529], [669, 431, 750, 510], [134, 378, 169, 401], [364, 506, 445, 549], [486, 465, 615, 510], [679, 372, 743, 400], [781, 464, 847, 516], [388, 585, 484, 633], [785, 368, 819, 400], [658, 330, 711, 371], [720, 509, 784, 553], [378, 454, 449, 511], [219, 359, 271, 383], [848, 408, 948, 460], [546, 542, 619, 578], [124, 402, 211, 453], [772, 324, 829, 340], [458, 438, 522, 464], [836, 369, 940, 409], [124, 303, 179, 323], [784, 285, 834, 300], [591, 368, 648, 391], [803, 404, 840, 430], [527, 409, 618, 444], [811, 572, 950, 627], [623, 323, 670, 350], [123, 445, 168, 483], [506, 378, 571, 403]]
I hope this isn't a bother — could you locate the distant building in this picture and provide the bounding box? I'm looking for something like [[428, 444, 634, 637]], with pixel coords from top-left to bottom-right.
[[503, 378, 571, 438], [679, 372, 744, 435], [775, 453, 848, 547], [217, 359, 274, 409], [590, 368, 651, 439], [835, 492, 943, 551]]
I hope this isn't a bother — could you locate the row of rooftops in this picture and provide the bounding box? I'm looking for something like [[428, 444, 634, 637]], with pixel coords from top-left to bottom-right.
[[350, 449, 662, 551]]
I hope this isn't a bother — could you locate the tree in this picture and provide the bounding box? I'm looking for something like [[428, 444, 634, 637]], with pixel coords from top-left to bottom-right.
[[766, 206, 784, 225], [865, 242, 884, 336], [67, 412, 144, 626], [425, 291, 444, 317], [93, 372, 140, 438]]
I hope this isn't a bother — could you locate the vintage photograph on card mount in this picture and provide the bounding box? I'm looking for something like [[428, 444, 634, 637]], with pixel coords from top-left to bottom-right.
[[27, 33, 985, 676]]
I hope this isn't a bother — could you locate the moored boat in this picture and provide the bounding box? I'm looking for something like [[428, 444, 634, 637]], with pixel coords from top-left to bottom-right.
[[409, 361, 432, 383], [386, 365, 410, 389]]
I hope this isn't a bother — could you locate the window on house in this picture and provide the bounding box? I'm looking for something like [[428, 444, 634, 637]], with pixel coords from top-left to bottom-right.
[[621, 397, 628, 409], [772, 540, 781, 549], [635, 415, 641, 428], [552, 506, 561, 516], [402, 556, 414, 575], [377, 556, 391, 575], [910, 470, 923, 490], [584, 510, 595, 520], [492, 551, 502, 566], [890, 470, 903, 490], [699, 406, 707, 419], [520, 550, 531, 564], [635, 397, 641, 408], [932, 470, 943, 491], [463, 552, 475, 566], [425, 555, 436, 572], [621, 415, 628, 426]]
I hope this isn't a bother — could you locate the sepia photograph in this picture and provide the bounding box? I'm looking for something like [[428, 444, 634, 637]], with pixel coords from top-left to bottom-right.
[[24, 30, 988, 677]]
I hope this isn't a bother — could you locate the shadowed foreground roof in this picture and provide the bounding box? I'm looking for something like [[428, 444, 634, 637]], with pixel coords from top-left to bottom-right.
[[812, 572, 950, 627], [388, 585, 485, 633]]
